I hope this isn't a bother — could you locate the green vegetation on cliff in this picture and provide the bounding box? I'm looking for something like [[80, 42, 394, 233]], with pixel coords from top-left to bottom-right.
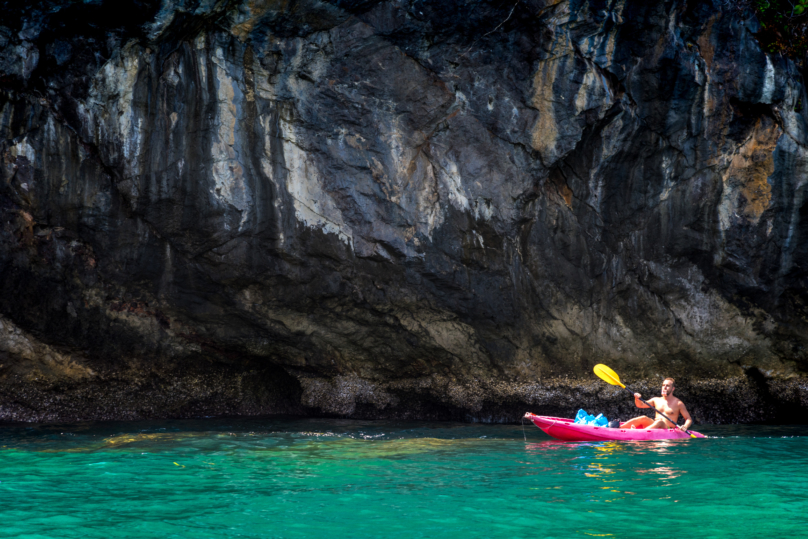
[[749, 0, 808, 57]]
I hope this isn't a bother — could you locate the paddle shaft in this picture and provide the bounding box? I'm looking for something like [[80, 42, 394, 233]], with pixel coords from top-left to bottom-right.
[[620, 385, 696, 437]]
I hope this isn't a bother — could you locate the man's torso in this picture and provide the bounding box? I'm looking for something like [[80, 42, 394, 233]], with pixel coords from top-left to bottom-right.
[[650, 397, 681, 426]]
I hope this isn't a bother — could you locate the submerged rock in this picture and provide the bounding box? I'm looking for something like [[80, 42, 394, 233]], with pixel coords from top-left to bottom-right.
[[0, 0, 807, 423]]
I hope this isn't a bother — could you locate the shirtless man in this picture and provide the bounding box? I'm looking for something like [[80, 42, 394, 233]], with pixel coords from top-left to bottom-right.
[[621, 378, 693, 431]]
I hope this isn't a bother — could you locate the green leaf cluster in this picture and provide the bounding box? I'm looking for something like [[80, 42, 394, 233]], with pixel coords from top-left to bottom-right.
[[750, 0, 808, 58], [755, 0, 808, 15]]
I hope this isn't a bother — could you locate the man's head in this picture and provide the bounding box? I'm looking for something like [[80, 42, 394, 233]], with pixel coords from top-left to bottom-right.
[[661, 377, 675, 396]]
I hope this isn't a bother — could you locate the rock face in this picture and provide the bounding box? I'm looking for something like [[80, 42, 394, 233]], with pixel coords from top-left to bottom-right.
[[1, 0, 807, 424]]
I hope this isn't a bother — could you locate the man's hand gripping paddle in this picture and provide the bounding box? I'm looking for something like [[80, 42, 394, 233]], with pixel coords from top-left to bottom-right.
[[593, 364, 698, 439]]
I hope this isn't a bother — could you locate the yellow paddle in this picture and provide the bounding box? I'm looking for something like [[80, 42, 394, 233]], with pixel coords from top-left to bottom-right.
[[593, 364, 697, 438]]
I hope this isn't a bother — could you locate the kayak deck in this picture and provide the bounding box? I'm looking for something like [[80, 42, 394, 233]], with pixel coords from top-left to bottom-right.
[[525, 413, 705, 441]]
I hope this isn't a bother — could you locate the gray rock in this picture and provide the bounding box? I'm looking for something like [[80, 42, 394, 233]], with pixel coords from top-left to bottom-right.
[[0, 0, 806, 424]]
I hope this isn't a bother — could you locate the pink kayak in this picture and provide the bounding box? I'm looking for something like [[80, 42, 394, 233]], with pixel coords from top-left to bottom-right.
[[525, 413, 706, 441]]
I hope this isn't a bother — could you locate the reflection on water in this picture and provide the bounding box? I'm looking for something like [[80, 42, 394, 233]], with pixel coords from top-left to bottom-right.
[[636, 465, 686, 480], [522, 437, 692, 506]]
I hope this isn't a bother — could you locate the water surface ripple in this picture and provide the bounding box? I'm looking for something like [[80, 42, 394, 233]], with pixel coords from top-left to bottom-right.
[[1, 418, 805, 538]]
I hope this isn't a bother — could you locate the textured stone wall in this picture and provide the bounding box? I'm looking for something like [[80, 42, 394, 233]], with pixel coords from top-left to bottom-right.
[[1, 0, 807, 423]]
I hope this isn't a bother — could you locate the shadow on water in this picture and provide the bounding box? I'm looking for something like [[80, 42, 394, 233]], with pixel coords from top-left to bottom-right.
[[2, 416, 808, 451], [0, 416, 536, 454]]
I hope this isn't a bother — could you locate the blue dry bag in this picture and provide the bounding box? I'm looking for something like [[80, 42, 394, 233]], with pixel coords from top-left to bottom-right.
[[574, 409, 609, 426]]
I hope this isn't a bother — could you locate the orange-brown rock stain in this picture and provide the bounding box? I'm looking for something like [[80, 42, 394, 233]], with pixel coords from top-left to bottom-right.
[[696, 14, 720, 71], [723, 116, 781, 224], [231, 0, 285, 42], [548, 167, 573, 208]]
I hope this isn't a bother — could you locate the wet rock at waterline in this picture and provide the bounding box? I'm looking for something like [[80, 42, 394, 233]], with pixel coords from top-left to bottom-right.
[[1, 0, 807, 424]]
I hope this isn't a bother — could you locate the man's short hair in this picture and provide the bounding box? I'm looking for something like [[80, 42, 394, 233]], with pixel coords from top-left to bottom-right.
[[663, 377, 675, 386]]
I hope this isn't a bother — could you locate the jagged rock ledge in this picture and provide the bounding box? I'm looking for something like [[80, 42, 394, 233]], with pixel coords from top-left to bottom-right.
[[2, 310, 806, 424], [4, 370, 807, 424]]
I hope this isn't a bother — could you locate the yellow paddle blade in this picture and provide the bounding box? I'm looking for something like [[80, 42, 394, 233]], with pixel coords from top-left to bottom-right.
[[593, 364, 626, 388]]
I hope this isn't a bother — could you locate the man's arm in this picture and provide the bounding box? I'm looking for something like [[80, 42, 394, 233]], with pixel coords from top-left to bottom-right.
[[678, 402, 693, 431], [634, 393, 653, 409]]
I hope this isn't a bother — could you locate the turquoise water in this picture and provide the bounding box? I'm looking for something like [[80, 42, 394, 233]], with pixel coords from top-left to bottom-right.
[[1, 418, 806, 538]]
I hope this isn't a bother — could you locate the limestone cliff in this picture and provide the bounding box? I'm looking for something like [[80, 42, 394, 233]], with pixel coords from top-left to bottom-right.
[[1, 0, 807, 423]]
